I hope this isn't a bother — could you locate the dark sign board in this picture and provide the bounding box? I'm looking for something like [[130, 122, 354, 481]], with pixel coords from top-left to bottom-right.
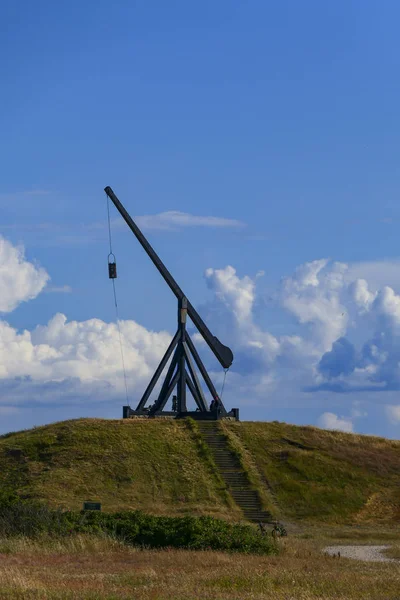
[[83, 502, 101, 511]]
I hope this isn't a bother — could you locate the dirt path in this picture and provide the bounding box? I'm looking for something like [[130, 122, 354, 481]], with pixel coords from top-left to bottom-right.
[[324, 545, 397, 562]]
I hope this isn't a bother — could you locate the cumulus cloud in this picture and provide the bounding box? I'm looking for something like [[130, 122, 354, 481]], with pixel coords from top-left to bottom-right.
[[318, 412, 354, 432], [4, 232, 400, 433], [318, 337, 357, 379], [204, 266, 284, 368], [205, 266, 256, 323], [346, 260, 400, 294], [202, 258, 400, 429], [0, 236, 172, 406], [280, 259, 348, 352], [0, 237, 49, 312], [385, 404, 400, 424], [0, 313, 171, 398]]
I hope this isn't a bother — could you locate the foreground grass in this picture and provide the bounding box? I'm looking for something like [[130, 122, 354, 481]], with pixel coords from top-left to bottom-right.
[[0, 533, 399, 599], [384, 542, 400, 560]]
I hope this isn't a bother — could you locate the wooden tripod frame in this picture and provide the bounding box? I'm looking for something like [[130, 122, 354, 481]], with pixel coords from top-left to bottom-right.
[[124, 297, 230, 418]]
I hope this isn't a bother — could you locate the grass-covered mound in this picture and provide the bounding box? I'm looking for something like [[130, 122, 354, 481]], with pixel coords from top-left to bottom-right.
[[1, 417, 399, 525], [0, 418, 237, 518], [229, 421, 400, 523], [0, 502, 277, 555]]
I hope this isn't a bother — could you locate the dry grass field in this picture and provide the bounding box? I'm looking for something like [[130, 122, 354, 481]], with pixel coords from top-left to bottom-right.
[[1, 419, 399, 598], [0, 529, 399, 600]]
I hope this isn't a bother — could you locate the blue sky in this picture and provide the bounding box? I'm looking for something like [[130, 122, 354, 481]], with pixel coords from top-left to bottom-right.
[[2, 1, 400, 437]]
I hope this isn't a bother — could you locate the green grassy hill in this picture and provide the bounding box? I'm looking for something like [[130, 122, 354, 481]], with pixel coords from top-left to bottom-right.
[[1, 418, 399, 525], [222, 421, 400, 524]]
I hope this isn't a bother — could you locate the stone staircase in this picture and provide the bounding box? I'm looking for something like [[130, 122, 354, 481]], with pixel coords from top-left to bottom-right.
[[197, 421, 272, 523]]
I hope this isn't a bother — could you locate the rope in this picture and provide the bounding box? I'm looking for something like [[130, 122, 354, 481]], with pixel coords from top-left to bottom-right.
[[220, 368, 229, 401], [106, 193, 130, 407]]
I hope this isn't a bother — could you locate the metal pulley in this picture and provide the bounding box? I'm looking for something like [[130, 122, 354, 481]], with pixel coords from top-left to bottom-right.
[[108, 253, 117, 279]]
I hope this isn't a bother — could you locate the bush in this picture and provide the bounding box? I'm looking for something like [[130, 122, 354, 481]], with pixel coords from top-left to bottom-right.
[[0, 502, 277, 555], [68, 511, 277, 554], [0, 502, 69, 537], [0, 489, 20, 508]]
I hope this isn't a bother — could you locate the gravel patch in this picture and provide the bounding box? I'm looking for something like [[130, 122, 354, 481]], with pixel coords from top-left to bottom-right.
[[324, 545, 397, 563]]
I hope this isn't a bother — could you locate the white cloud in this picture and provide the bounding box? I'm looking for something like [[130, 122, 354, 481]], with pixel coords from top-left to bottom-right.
[[0, 236, 171, 403], [280, 259, 348, 352], [204, 266, 283, 366], [201, 259, 400, 423], [0, 237, 49, 312], [346, 260, 400, 294], [0, 211, 244, 247], [385, 404, 400, 424], [45, 285, 72, 294], [318, 412, 354, 432], [205, 265, 256, 323], [0, 312, 171, 388], [348, 279, 376, 312], [4, 232, 400, 432], [128, 212, 245, 231]]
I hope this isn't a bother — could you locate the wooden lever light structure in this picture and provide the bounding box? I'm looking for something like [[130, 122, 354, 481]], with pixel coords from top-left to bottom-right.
[[104, 186, 239, 420]]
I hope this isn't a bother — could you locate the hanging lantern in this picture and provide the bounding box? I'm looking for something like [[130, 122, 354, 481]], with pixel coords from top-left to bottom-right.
[[108, 253, 117, 279]]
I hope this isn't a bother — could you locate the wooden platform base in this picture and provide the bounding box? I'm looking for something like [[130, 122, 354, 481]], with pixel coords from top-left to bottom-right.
[[122, 406, 239, 421]]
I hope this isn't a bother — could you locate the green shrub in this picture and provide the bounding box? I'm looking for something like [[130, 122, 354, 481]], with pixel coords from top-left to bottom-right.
[[0, 503, 277, 555], [0, 502, 68, 537], [69, 511, 277, 554], [0, 489, 20, 508]]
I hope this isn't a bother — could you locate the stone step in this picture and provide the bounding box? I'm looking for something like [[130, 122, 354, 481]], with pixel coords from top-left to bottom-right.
[[243, 510, 271, 514], [204, 444, 228, 448], [240, 510, 264, 515], [243, 511, 272, 516], [231, 494, 260, 500], [222, 480, 249, 485], [211, 453, 236, 456], [212, 455, 238, 459], [231, 494, 259, 499], [197, 421, 271, 524], [212, 453, 238, 457], [216, 467, 241, 471]]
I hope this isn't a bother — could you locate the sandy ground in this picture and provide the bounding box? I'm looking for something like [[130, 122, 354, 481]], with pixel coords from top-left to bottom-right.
[[324, 545, 397, 562]]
